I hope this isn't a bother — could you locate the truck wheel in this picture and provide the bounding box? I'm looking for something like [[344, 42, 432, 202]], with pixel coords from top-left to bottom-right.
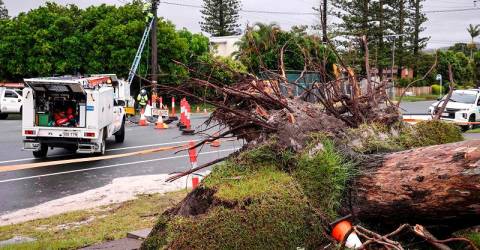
[[0, 113, 8, 119], [33, 144, 48, 158], [100, 139, 106, 155], [98, 128, 107, 156], [462, 115, 476, 132], [115, 118, 125, 143]]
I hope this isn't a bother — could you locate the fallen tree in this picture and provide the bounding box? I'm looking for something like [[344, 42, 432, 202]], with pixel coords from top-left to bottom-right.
[[352, 139, 480, 229], [141, 35, 479, 249]]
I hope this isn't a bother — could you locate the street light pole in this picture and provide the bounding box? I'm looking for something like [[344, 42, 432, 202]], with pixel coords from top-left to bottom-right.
[[391, 38, 396, 81]]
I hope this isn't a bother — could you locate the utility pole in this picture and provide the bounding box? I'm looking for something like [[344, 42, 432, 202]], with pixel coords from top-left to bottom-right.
[[151, 0, 159, 96], [321, 0, 327, 43], [384, 34, 406, 97]]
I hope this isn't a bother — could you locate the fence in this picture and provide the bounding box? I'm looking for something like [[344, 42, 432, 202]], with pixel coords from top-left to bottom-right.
[[394, 86, 432, 96]]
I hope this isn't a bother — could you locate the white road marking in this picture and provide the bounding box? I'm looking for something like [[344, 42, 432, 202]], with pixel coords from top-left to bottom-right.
[[106, 139, 199, 152], [0, 148, 237, 184], [0, 139, 201, 165]]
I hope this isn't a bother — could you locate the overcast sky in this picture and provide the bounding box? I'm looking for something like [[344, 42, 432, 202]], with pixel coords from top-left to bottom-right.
[[3, 0, 480, 49]]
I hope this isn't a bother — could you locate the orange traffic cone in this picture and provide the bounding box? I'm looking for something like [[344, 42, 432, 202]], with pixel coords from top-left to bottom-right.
[[188, 141, 200, 189], [210, 132, 221, 148], [178, 98, 187, 130], [182, 102, 195, 135], [192, 176, 200, 189], [203, 108, 208, 114], [330, 218, 362, 249], [155, 114, 168, 129], [196, 106, 200, 113], [138, 108, 147, 126], [169, 97, 178, 121]]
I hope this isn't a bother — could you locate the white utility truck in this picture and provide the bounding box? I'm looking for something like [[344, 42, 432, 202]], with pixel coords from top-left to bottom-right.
[[429, 89, 480, 131], [0, 87, 23, 119], [22, 75, 126, 158]]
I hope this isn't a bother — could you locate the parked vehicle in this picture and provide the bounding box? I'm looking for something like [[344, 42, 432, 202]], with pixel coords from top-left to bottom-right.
[[0, 87, 23, 119], [428, 89, 480, 131], [22, 75, 126, 158]]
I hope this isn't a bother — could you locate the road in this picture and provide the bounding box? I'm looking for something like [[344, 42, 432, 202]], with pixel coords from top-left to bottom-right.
[[0, 115, 241, 215], [399, 101, 434, 114]]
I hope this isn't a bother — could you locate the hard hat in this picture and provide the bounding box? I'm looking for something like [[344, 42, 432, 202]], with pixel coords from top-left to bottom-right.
[[141, 89, 147, 96]]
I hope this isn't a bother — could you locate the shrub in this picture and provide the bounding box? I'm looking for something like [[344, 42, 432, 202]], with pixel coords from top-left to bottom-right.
[[431, 84, 442, 95], [399, 120, 463, 148], [347, 123, 405, 154]]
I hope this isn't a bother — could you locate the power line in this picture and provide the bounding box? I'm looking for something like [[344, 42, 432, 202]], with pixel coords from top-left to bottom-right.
[[161, 1, 316, 15], [160, 1, 480, 15]]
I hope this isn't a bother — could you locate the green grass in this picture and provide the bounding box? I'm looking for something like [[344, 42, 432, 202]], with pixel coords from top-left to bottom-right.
[[151, 169, 326, 249], [0, 191, 187, 250], [394, 94, 438, 102], [294, 136, 354, 218], [466, 128, 480, 133], [466, 232, 480, 247], [144, 141, 329, 249]]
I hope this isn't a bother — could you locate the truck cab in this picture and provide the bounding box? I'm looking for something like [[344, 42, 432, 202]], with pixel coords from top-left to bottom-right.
[[0, 87, 23, 119], [428, 89, 480, 131], [22, 75, 126, 158]]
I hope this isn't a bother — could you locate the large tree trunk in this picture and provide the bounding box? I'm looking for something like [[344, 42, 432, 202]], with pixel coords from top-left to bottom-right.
[[351, 140, 480, 230]]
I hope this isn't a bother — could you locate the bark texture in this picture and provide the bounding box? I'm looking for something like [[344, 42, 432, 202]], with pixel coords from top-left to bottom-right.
[[352, 140, 480, 229]]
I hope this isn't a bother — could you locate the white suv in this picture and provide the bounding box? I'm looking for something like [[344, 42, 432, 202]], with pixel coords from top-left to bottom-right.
[[0, 88, 23, 119], [429, 89, 480, 131]]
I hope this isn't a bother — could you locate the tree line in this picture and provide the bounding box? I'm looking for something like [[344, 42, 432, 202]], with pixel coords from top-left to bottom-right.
[[200, 0, 479, 87], [0, 1, 210, 84]]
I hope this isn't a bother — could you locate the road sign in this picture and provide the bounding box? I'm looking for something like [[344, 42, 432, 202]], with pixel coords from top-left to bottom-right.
[[436, 74, 442, 81], [151, 108, 169, 117]]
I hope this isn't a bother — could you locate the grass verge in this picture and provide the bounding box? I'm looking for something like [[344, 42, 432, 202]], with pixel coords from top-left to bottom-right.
[[466, 128, 480, 133], [0, 191, 187, 250], [394, 94, 438, 102]]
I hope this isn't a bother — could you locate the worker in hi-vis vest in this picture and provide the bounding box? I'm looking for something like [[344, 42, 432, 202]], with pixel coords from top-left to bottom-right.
[[137, 89, 149, 110]]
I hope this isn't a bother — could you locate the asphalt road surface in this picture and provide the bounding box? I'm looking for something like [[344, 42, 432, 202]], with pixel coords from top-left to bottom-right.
[[0, 115, 241, 215], [399, 101, 435, 114]]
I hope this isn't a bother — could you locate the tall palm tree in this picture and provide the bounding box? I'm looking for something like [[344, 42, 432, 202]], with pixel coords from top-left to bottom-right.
[[467, 24, 480, 58]]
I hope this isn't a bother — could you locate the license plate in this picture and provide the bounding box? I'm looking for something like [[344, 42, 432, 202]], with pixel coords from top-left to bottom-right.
[[63, 131, 78, 137]]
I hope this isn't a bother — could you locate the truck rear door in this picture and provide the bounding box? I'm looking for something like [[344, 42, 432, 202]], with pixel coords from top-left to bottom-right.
[[23, 79, 86, 95]]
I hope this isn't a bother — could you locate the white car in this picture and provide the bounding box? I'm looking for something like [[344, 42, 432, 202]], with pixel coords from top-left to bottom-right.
[[428, 89, 480, 131], [0, 87, 23, 119]]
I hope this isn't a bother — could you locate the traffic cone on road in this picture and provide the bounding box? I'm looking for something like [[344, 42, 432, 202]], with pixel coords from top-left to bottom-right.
[[155, 114, 168, 129], [169, 96, 178, 121], [138, 108, 147, 126], [178, 98, 187, 130], [196, 106, 200, 113], [330, 217, 362, 249], [188, 141, 200, 189], [182, 102, 195, 135], [203, 107, 208, 114], [210, 132, 221, 148]]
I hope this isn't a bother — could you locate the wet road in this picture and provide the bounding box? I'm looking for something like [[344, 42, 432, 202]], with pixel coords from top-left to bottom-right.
[[0, 115, 241, 215], [399, 101, 435, 114]]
